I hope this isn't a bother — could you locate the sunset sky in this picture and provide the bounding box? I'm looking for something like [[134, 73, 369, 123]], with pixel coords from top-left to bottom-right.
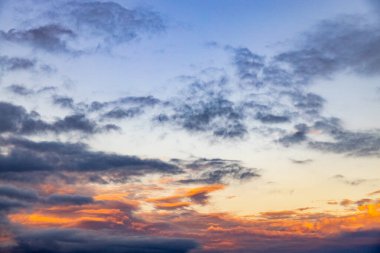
[[0, 0, 380, 252]]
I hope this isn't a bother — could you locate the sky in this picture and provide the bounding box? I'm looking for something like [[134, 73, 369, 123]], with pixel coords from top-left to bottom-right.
[[0, 0, 380, 252]]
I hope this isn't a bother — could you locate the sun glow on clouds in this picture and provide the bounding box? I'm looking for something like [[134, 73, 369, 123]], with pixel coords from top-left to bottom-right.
[[1, 0, 380, 252]]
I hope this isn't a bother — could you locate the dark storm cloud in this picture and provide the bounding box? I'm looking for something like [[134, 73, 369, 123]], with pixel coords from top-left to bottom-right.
[[0, 24, 76, 53], [174, 158, 260, 184], [0, 56, 35, 72], [11, 228, 198, 253], [0, 137, 182, 183]]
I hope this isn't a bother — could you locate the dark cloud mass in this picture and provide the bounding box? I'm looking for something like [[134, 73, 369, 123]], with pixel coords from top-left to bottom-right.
[[0, 101, 118, 135], [11, 228, 198, 253], [0, 137, 182, 183]]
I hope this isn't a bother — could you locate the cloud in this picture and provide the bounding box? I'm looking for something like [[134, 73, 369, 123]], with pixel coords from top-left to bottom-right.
[[0, 102, 51, 135], [52, 114, 97, 133], [157, 77, 248, 139], [0, 56, 35, 72], [102, 107, 143, 119], [174, 158, 260, 184], [6, 85, 35, 96], [60, 1, 165, 45], [148, 184, 224, 209], [232, 47, 265, 87], [52, 96, 75, 109], [0, 24, 76, 53], [332, 174, 373, 186], [0, 101, 117, 135], [0, 137, 182, 183], [0, 185, 39, 202], [45, 194, 93, 206], [275, 15, 380, 83], [0, 1, 165, 53], [11, 228, 198, 253], [290, 159, 313, 164], [309, 118, 380, 156], [279, 124, 309, 146], [255, 112, 290, 124]]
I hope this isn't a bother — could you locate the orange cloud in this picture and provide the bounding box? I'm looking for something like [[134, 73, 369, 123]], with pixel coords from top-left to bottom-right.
[[146, 184, 224, 209]]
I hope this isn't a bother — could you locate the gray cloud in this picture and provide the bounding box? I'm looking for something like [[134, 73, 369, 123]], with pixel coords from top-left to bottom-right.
[[174, 158, 260, 184], [0, 56, 35, 72], [0, 137, 182, 183], [52, 96, 75, 109], [11, 228, 198, 253], [279, 124, 309, 146], [7, 85, 35, 96], [157, 78, 248, 139], [0, 101, 116, 135], [61, 1, 165, 44], [275, 16, 380, 83], [232, 47, 265, 87], [255, 112, 290, 124], [45, 194, 93, 206], [103, 107, 143, 119], [0, 185, 39, 202], [0, 24, 76, 53]]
